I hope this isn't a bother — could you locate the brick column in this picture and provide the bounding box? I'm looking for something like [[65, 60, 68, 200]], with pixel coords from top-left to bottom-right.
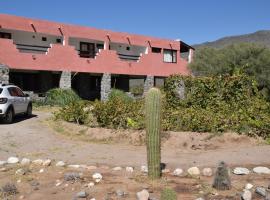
[[59, 71, 71, 89], [100, 73, 111, 101], [144, 75, 154, 94]]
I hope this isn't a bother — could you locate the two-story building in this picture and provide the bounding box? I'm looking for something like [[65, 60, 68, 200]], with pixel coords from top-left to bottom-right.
[[0, 14, 194, 100]]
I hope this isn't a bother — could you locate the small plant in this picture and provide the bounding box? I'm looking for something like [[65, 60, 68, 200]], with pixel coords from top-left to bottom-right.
[[54, 101, 97, 126], [160, 188, 177, 200], [45, 88, 81, 107], [145, 88, 162, 179], [130, 85, 144, 96], [109, 89, 133, 102], [212, 161, 231, 190], [1, 183, 18, 197]]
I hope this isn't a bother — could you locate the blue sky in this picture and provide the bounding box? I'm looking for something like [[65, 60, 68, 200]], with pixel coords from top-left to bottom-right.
[[0, 0, 269, 45]]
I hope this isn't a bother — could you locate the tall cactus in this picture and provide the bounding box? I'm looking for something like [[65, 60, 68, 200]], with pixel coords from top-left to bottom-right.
[[145, 87, 162, 179]]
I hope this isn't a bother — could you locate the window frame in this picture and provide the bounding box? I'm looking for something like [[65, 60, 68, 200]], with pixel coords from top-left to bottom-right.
[[163, 49, 177, 63]]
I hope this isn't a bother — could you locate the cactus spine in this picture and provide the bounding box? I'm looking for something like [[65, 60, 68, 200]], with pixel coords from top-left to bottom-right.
[[145, 87, 162, 179]]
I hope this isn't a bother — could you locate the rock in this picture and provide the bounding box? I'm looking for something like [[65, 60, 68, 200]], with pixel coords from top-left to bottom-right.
[[87, 165, 97, 170], [42, 159, 51, 166], [202, 168, 213, 176], [55, 179, 62, 187], [195, 198, 205, 200], [32, 159, 43, 165], [79, 165, 88, 169], [160, 163, 166, 170], [233, 167, 250, 175], [136, 189, 149, 200], [21, 158, 31, 165], [7, 156, 19, 164], [162, 169, 170, 173], [253, 166, 270, 174], [19, 195, 25, 199], [141, 166, 148, 173], [17, 179, 21, 183], [30, 180, 40, 187], [187, 167, 200, 176], [92, 173, 102, 183], [266, 193, 270, 200], [212, 161, 231, 191], [0, 167, 7, 172], [68, 164, 80, 169], [76, 191, 88, 198], [116, 189, 125, 197], [0, 161, 7, 166], [245, 183, 253, 190], [55, 161, 65, 167], [126, 167, 134, 172], [55, 182, 62, 187], [64, 172, 81, 181], [86, 182, 95, 188], [241, 189, 252, 200], [255, 186, 267, 197], [173, 168, 183, 176], [39, 168, 44, 173], [15, 168, 26, 175], [113, 166, 122, 171]]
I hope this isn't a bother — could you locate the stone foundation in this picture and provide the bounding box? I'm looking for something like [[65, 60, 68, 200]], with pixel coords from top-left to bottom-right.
[[59, 71, 71, 89], [0, 64, 9, 84], [100, 73, 111, 101], [143, 75, 154, 94]]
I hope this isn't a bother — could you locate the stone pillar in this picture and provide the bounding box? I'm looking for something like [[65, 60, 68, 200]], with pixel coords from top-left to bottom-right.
[[188, 49, 194, 63], [59, 71, 71, 89], [144, 75, 154, 94], [0, 64, 9, 84], [174, 79, 185, 100], [100, 73, 111, 101]]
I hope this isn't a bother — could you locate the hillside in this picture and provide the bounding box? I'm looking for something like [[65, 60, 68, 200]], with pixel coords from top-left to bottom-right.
[[194, 30, 270, 49]]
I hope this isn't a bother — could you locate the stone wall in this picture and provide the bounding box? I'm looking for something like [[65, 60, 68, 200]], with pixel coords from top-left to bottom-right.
[[100, 73, 111, 101], [59, 71, 71, 89], [143, 75, 154, 94], [0, 64, 9, 84]]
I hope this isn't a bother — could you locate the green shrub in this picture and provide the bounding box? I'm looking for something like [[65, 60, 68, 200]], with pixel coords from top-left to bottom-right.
[[45, 88, 81, 107], [109, 89, 133, 102], [160, 188, 177, 200], [92, 90, 144, 129], [130, 85, 144, 96], [54, 100, 97, 126], [163, 74, 270, 138]]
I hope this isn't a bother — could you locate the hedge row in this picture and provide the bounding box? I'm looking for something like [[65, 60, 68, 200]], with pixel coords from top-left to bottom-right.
[[54, 74, 270, 138]]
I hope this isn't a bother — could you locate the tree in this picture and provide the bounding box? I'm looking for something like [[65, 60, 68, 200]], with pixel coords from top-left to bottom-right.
[[189, 43, 270, 98]]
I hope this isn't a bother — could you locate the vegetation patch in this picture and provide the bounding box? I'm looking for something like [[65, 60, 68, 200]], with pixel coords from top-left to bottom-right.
[[52, 76, 270, 139]]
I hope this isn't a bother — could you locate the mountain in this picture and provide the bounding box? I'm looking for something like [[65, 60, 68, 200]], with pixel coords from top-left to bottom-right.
[[194, 30, 270, 49]]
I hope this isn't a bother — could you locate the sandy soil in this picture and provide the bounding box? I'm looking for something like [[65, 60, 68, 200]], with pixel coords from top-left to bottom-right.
[[0, 110, 269, 169], [0, 162, 269, 200], [0, 110, 270, 199]]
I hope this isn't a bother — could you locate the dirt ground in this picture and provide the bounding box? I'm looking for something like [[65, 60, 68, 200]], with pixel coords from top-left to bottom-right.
[[0, 110, 269, 169], [0, 110, 270, 199]]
